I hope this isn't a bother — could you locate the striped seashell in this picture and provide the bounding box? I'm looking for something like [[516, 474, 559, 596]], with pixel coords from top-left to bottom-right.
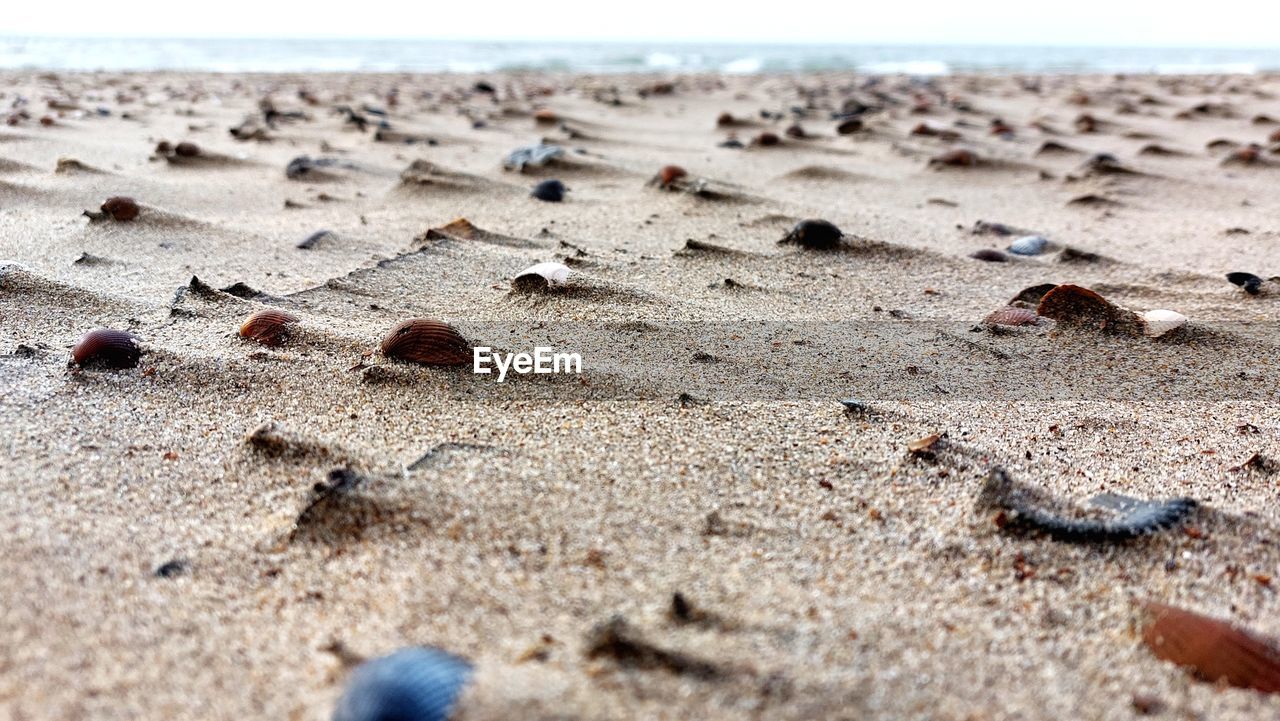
[[984, 306, 1039, 326], [1007, 235, 1049, 256], [333, 647, 474, 721], [380, 319, 471, 366], [1140, 309, 1188, 338], [1142, 602, 1280, 693], [512, 262, 571, 293], [72, 328, 142, 369], [1036, 284, 1139, 333], [239, 309, 300, 347]]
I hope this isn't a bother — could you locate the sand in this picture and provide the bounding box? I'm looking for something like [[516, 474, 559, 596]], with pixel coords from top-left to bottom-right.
[[3, 69, 1280, 720]]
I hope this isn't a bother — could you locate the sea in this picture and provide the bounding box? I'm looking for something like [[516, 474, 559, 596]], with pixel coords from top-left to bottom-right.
[[1, 36, 1276, 75]]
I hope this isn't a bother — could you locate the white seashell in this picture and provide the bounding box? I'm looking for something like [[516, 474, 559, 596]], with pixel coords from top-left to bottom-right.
[[1140, 309, 1187, 338], [1007, 235, 1050, 256], [512, 262, 571, 293]]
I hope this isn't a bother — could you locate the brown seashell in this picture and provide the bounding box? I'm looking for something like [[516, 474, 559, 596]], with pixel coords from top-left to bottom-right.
[[71, 328, 142, 369], [239, 309, 300, 347], [380, 319, 471, 366], [1036, 284, 1138, 333], [930, 149, 978, 167], [533, 108, 558, 124], [753, 132, 780, 147], [101, 196, 139, 221], [835, 118, 862, 134], [173, 141, 201, 158], [716, 112, 735, 127], [1224, 144, 1262, 166], [654, 165, 687, 187], [985, 306, 1039, 326], [1142, 602, 1280, 693]]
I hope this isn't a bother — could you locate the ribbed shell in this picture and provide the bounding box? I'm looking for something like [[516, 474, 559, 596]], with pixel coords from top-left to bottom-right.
[[72, 329, 141, 368], [101, 196, 139, 221], [1007, 235, 1049, 256], [1036, 284, 1135, 332], [656, 165, 687, 186], [1143, 602, 1280, 693], [333, 647, 474, 721], [985, 306, 1039, 326], [380, 319, 470, 366], [239, 309, 300, 347]]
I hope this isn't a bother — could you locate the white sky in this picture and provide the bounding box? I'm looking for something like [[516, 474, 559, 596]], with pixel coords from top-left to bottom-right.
[[7, 0, 1280, 46]]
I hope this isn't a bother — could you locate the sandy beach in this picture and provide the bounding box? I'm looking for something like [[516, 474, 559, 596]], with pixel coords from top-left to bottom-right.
[[3, 69, 1280, 720]]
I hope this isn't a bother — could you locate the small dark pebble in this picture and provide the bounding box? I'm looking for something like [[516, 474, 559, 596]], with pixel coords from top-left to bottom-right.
[[154, 559, 188, 578], [473, 81, 495, 94], [531, 179, 567, 202], [970, 248, 1009, 262], [779, 219, 843, 250], [1227, 271, 1264, 295]]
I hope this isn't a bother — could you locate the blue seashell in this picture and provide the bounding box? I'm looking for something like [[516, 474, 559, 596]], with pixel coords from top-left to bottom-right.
[[504, 143, 564, 171], [333, 647, 474, 721], [1007, 235, 1049, 256]]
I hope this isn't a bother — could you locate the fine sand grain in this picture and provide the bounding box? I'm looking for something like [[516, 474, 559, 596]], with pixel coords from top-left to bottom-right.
[[3, 70, 1280, 720]]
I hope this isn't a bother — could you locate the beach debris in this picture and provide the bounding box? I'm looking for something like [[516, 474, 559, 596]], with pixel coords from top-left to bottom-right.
[[1007, 235, 1050, 256], [333, 647, 474, 721], [976, 467, 1196, 543], [649, 164, 688, 188], [715, 112, 739, 128], [912, 123, 961, 141], [511, 262, 570, 293], [1141, 602, 1280, 693], [585, 616, 725, 681], [84, 196, 140, 222], [153, 559, 187, 578], [778, 219, 843, 250], [285, 155, 351, 180], [1035, 140, 1080, 156], [1139, 309, 1188, 338], [839, 398, 868, 414], [503, 143, 564, 171], [1079, 152, 1139, 176], [835, 118, 863, 134], [1074, 114, 1098, 133], [530, 179, 566, 202], [984, 306, 1040, 327], [929, 148, 979, 168], [297, 229, 336, 249], [239, 309, 300, 347], [380, 319, 471, 366], [908, 433, 941, 454], [718, 135, 744, 149], [785, 123, 808, 139], [969, 248, 1009, 262], [533, 108, 558, 125], [1036, 284, 1143, 333], [752, 131, 781, 147], [1227, 271, 1265, 295], [70, 329, 142, 369]]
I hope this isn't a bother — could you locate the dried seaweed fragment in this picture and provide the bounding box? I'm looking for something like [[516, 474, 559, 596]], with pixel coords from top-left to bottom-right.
[[976, 467, 1196, 543]]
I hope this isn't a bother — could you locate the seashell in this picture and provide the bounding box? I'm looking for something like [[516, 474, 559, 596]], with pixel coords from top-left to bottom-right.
[[333, 647, 474, 721], [1227, 271, 1264, 295], [173, 141, 200, 158], [100, 196, 139, 221], [779, 219, 843, 250], [71, 328, 142, 369], [930, 149, 978, 167], [715, 112, 736, 127], [512, 261, 570, 293], [503, 143, 563, 171], [653, 165, 687, 187], [835, 118, 862, 134], [970, 248, 1009, 262], [380, 319, 471, 366], [785, 124, 807, 139], [530, 179, 566, 202], [532, 108, 558, 124], [1223, 144, 1262, 166], [239, 309, 300, 347], [753, 132, 780, 147], [908, 433, 941, 453], [985, 306, 1039, 326], [1140, 309, 1187, 338], [718, 136, 744, 149], [1036, 284, 1138, 332], [1007, 235, 1049, 256], [285, 155, 348, 180], [1142, 602, 1280, 693]]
